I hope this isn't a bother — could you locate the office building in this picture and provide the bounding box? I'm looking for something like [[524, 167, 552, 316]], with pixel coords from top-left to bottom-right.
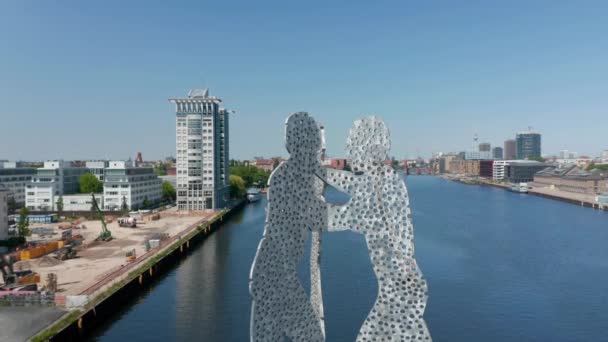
[[493, 160, 511, 181], [479, 143, 491, 152], [479, 160, 494, 178], [505, 161, 547, 183], [0, 163, 36, 206], [534, 165, 608, 195], [0, 189, 8, 240], [492, 147, 503, 160], [601, 150, 608, 161], [516, 131, 542, 159], [449, 159, 481, 176], [438, 154, 458, 174], [504, 140, 516, 160], [26, 161, 89, 211], [103, 160, 162, 211], [86, 161, 109, 181], [169, 89, 230, 210]]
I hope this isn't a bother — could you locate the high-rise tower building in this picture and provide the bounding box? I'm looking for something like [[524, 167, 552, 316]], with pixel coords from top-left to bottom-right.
[[504, 139, 516, 160], [169, 89, 230, 210], [516, 131, 541, 159], [492, 146, 503, 159]]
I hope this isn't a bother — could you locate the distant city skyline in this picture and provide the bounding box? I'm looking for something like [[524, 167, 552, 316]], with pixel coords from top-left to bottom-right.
[[1, 1, 607, 161]]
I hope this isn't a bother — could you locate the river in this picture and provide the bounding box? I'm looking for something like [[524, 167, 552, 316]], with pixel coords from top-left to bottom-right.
[[89, 176, 608, 341]]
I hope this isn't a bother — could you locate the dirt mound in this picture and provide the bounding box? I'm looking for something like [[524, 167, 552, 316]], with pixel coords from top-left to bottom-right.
[[36, 256, 61, 267]]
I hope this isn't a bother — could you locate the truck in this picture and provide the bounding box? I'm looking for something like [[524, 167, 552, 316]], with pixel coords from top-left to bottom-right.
[[118, 217, 137, 228]]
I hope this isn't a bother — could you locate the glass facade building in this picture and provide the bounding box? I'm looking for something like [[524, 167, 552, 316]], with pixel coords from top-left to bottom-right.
[[516, 132, 541, 159]]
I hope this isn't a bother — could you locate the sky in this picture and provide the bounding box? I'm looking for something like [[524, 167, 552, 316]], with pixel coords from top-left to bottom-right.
[[0, 0, 607, 161]]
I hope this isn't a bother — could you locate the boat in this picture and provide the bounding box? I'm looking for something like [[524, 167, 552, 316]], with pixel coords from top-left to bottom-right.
[[510, 182, 529, 193], [246, 188, 262, 202]]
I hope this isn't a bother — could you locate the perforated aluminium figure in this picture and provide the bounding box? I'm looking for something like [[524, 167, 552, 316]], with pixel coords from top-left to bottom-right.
[[249, 112, 326, 342], [316, 116, 432, 342]]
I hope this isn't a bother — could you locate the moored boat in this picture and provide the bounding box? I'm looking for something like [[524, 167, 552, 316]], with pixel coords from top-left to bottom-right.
[[510, 182, 529, 193], [246, 188, 262, 202]]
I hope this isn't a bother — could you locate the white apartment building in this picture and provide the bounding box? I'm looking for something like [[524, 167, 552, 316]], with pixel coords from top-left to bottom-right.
[[0, 162, 36, 206], [26, 161, 89, 211], [0, 189, 8, 240], [169, 89, 230, 210], [103, 160, 162, 211], [62, 193, 104, 211]]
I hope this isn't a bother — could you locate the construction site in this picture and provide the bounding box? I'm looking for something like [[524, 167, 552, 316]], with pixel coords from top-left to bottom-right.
[[0, 195, 226, 340]]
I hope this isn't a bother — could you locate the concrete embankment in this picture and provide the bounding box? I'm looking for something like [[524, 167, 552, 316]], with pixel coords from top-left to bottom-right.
[[441, 175, 607, 212], [31, 201, 246, 342]]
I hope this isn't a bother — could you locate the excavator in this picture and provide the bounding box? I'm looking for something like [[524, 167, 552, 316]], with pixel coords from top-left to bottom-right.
[[91, 193, 112, 241], [0, 253, 39, 291]]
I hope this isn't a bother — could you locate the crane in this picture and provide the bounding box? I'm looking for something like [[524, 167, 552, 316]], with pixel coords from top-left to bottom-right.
[[91, 193, 112, 241]]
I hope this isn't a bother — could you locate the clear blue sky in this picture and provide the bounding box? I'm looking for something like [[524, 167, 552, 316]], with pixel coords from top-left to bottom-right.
[[1, 0, 607, 161]]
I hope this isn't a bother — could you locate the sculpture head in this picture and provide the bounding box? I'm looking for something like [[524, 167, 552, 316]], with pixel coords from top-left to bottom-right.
[[285, 112, 322, 157], [346, 116, 390, 167]]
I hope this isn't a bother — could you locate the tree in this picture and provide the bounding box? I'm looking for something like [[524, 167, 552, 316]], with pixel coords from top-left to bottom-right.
[[162, 181, 176, 202], [7, 197, 17, 214], [229, 175, 246, 199], [56, 195, 64, 216], [154, 162, 170, 176], [142, 196, 151, 209], [121, 196, 129, 214], [17, 207, 31, 237], [230, 165, 271, 188], [79, 173, 103, 193], [272, 158, 280, 170], [527, 156, 546, 162], [391, 157, 400, 170]]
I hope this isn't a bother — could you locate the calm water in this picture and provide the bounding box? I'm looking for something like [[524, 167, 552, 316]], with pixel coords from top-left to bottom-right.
[[89, 176, 608, 341]]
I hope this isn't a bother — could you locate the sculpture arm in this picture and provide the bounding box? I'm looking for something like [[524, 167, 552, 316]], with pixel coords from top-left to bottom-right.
[[314, 167, 354, 194], [327, 203, 351, 231]]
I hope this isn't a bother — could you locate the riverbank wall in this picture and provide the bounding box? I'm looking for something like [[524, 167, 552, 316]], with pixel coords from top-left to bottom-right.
[[31, 200, 246, 342], [441, 175, 607, 212]]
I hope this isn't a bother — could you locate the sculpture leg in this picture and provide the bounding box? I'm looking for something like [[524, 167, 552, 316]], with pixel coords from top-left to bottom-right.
[[250, 300, 284, 342], [282, 275, 325, 342]]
